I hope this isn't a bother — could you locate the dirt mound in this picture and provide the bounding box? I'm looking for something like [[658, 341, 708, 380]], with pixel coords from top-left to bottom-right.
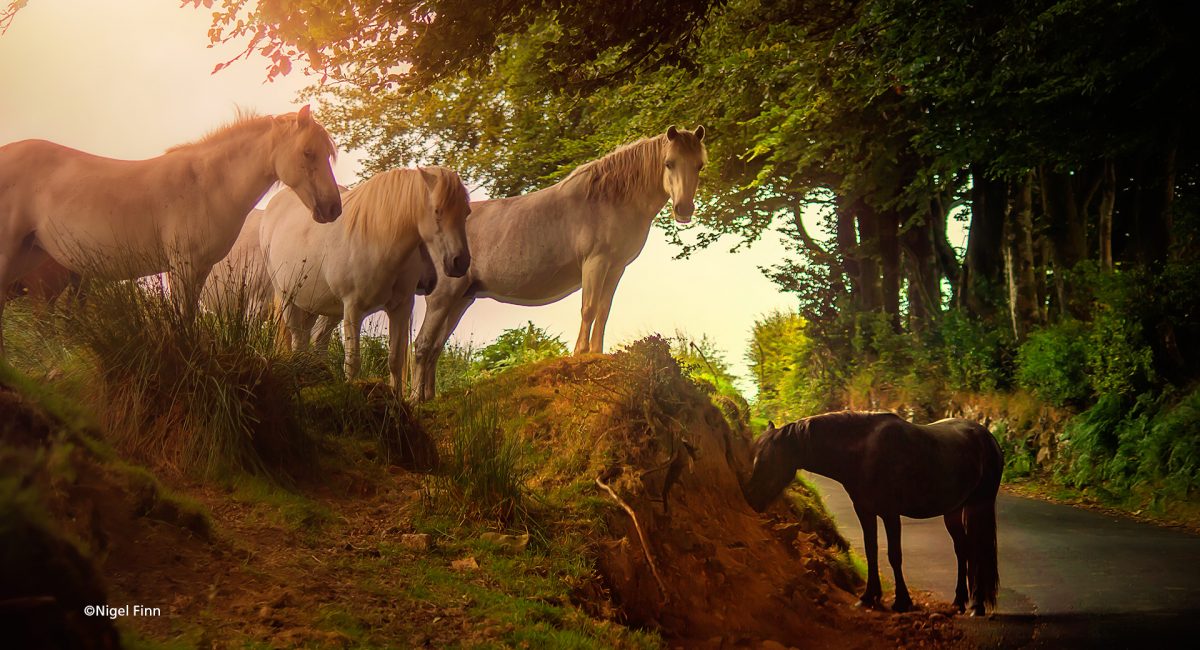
[[1, 375, 217, 648], [302, 380, 439, 471], [489, 338, 960, 647]]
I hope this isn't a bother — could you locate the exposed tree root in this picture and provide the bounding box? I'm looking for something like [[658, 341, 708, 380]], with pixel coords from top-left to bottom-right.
[[595, 475, 668, 602]]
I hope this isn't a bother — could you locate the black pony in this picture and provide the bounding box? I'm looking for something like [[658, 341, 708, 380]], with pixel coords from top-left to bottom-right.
[[743, 411, 1002, 615]]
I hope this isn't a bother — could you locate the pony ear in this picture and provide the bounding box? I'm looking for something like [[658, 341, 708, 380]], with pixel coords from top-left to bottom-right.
[[666, 125, 679, 141], [767, 420, 776, 430], [297, 104, 313, 127], [418, 167, 440, 193], [695, 125, 705, 141]]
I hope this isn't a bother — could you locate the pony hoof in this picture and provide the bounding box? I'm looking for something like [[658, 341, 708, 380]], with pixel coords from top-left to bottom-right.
[[953, 602, 967, 615], [969, 606, 987, 617], [892, 599, 913, 613], [855, 598, 880, 609]]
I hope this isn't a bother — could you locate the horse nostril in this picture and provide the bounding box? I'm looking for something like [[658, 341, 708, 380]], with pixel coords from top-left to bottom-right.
[[328, 202, 342, 219], [676, 202, 695, 217]]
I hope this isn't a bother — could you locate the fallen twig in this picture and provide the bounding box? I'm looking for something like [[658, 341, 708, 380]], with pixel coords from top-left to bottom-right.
[[595, 476, 668, 601]]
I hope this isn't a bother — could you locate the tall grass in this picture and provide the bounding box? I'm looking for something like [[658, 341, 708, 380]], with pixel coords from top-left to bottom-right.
[[60, 273, 318, 481], [425, 392, 531, 525]]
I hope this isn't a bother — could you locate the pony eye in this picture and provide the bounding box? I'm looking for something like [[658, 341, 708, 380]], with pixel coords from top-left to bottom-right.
[[303, 148, 315, 158], [665, 161, 675, 170]]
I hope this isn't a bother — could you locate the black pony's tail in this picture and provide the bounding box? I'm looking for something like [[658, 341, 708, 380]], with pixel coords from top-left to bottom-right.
[[966, 495, 999, 610]]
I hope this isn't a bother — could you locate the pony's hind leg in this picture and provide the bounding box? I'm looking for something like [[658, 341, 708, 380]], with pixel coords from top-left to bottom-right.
[[852, 502, 883, 608], [312, 315, 340, 351], [284, 306, 317, 351], [944, 508, 969, 613], [882, 514, 913, 612]]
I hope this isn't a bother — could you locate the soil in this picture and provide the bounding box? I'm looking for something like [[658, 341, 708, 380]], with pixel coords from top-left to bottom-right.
[[2, 352, 968, 648]]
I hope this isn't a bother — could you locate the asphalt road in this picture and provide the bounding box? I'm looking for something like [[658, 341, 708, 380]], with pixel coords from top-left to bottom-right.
[[804, 473, 1200, 648]]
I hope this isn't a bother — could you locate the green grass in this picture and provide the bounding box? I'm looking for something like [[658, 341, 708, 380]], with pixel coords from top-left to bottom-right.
[[229, 475, 333, 534], [336, 519, 660, 649], [424, 392, 534, 526]]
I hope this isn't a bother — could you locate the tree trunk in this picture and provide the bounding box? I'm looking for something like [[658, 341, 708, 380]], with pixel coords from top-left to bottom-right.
[[1004, 173, 1041, 341], [855, 200, 883, 313], [878, 208, 902, 333], [835, 196, 863, 306], [960, 164, 1007, 319], [1132, 144, 1176, 268], [902, 209, 941, 331], [931, 195, 961, 304], [1040, 167, 1089, 319], [1098, 159, 1116, 270]]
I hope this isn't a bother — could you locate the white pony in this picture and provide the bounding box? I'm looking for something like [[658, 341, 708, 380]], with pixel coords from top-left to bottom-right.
[[200, 208, 274, 316], [0, 106, 342, 353], [261, 166, 471, 389], [411, 126, 707, 401]]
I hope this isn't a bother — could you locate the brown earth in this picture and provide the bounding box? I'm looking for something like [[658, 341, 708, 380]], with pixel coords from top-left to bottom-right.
[[2, 345, 966, 648]]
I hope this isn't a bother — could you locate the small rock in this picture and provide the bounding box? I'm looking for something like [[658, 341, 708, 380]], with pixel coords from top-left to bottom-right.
[[257, 605, 273, 619], [929, 612, 947, 623], [451, 556, 479, 571], [400, 533, 432, 551], [480, 532, 530, 553]]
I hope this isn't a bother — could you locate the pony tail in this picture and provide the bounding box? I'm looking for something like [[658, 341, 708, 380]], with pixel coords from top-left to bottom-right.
[[966, 498, 999, 610]]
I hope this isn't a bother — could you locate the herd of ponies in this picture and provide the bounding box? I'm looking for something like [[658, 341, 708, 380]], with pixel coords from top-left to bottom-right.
[[0, 105, 708, 400], [1, 107, 1008, 618]]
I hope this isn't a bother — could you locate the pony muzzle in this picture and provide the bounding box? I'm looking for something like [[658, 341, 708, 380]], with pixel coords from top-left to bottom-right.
[[673, 201, 695, 223], [444, 251, 471, 278], [313, 198, 342, 224]]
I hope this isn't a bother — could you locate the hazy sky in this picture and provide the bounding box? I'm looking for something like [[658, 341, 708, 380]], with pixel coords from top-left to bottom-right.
[[1, 1, 945, 395]]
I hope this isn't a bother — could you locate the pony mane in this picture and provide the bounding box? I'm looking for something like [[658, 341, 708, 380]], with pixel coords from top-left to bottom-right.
[[166, 108, 337, 158], [563, 135, 669, 201], [340, 166, 465, 244], [425, 165, 471, 222]]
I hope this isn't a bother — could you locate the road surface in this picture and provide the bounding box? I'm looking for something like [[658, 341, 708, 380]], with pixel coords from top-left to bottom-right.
[[805, 473, 1200, 648]]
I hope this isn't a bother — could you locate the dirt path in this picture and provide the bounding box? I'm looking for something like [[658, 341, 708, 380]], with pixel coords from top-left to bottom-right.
[[805, 473, 1200, 648]]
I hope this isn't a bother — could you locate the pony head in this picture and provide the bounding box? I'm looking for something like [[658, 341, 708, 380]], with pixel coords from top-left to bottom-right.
[[744, 420, 802, 511], [418, 167, 472, 278], [273, 105, 342, 224], [661, 125, 707, 223]]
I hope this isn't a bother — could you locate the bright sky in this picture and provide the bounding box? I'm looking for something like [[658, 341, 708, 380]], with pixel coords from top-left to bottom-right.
[[0, 0, 925, 396]]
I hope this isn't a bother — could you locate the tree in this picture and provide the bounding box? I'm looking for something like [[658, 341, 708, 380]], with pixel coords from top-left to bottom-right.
[[187, 0, 720, 91]]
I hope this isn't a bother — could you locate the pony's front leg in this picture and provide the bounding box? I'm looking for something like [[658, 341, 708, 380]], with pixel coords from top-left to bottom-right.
[[853, 502, 883, 608], [411, 287, 474, 401], [574, 257, 610, 354], [882, 514, 913, 612], [386, 295, 414, 392], [588, 263, 626, 353], [342, 305, 366, 382], [0, 238, 49, 355], [167, 264, 212, 320], [944, 509, 969, 613]]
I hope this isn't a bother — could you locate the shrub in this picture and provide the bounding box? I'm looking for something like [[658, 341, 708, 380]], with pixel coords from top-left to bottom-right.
[[936, 310, 1014, 392], [426, 393, 531, 525], [1086, 308, 1155, 398], [1016, 320, 1091, 405], [63, 275, 316, 481], [435, 339, 479, 395], [475, 321, 568, 373]]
